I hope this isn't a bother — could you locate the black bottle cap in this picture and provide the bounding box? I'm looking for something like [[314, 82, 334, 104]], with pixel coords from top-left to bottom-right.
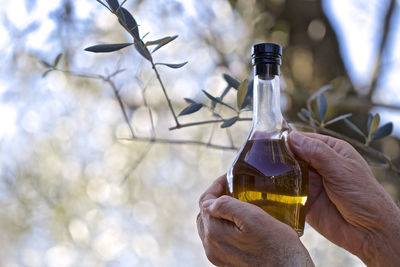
[[252, 43, 282, 65], [252, 43, 282, 76]]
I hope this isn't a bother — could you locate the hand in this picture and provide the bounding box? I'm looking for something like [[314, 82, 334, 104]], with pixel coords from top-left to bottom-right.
[[289, 131, 400, 266], [197, 175, 314, 267]]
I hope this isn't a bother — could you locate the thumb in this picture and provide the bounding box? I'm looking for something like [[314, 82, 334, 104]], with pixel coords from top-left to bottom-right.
[[289, 131, 342, 176], [203, 195, 267, 230]]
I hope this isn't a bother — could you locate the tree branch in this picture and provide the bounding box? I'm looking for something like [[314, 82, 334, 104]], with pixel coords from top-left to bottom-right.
[[110, 5, 181, 128], [169, 115, 400, 176], [289, 121, 400, 176], [55, 68, 136, 138], [121, 142, 153, 184], [367, 0, 397, 99], [120, 136, 237, 150], [169, 117, 252, 130]]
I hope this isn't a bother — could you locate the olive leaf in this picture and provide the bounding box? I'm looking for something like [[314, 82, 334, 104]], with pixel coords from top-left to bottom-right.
[[40, 60, 52, 68], [237, 79, 248, 110], [155, 62, 188, 69], [317, 93, 327, 122], [221, 117, 238, 128], [241, 80, 253, 109], [202, 90, 219, 103], [308, 85, 332, 102], [42, 69, 53, 78], [367, 113, 373, 133], [184, 98, 198, 104], [117, 7, 140, 40], [105, 0, 119, 11], [202, 90, 236, 111], [300, 108, 313, 120], [344, 119, 365, 138], [297, 112, 308, 122], [179, 103, 203, 116], [146, 36, 173, 46], [368, 113, 380, 137], [53, 53, 63, 68], [220, 85, 231, 100], [152, 35, 178, 53], [132, 41, 150, 61], [324, 113, 352, 126], [372, 122, 393, 140], [223, 74, 240, 89], [85, 43, 133, 53]]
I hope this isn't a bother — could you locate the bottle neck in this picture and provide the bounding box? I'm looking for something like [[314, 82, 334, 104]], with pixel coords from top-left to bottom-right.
[[250, 74, 283, 139]]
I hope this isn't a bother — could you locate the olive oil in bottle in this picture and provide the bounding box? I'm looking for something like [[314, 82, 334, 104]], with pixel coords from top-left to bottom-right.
[[227, 43, 308, 236]]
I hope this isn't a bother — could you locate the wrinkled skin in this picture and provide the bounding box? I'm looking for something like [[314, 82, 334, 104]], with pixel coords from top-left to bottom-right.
[[197, 132, 400, 267]]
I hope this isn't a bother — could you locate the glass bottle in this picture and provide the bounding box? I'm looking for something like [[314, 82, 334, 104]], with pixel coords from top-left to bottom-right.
[[227, 43, 308, 236]]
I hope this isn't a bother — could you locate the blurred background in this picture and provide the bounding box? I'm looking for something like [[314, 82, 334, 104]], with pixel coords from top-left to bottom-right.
[[0, 0, 399, 266]]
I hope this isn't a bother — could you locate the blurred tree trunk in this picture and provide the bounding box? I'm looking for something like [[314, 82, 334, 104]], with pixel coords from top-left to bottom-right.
[[231, 0, 353, 91]]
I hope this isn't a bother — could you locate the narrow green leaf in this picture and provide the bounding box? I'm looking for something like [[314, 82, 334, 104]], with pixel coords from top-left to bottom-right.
[[53, 53, 62, 68], [237, 79, 248, 110], [42, 69, 53, 78], [202, 90, 236, 111], [221, 117, 238, 128], [155, 62, 188, 69], [220, 85, 231, 100], [297, 112, 308, 122], [324, 113, 352, 126], [344, 119, 365, 138], [300, 108, 313, 119], [40, 60, 52, 68], [152, 35, 178, 53], [146, 35, 177, 46], [85, 43, 133, 53], [367, 113, 373, 133], [184, 98, 198, 104], [241, 80, 253, 109], [372, 122, 393, 140], [223, 74, 240, 89], [317, 93, 327, 122], [106, 0, 119, 11], [202, 90, 219, 103], [179, 103, 203, 116], [369, 113, 380, 137], [308, 85, 332, 102], [135, 40, 151, 61], [117, 7, 140, 40]]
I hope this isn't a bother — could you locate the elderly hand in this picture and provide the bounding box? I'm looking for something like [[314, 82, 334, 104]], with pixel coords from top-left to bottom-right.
[[197, 175, 314, 267], [288, 132, 400, 266]]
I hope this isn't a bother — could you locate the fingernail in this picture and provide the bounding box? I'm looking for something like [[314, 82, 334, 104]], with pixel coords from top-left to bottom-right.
[[289, 131, 305, 147], [202, 199, 215, 209]]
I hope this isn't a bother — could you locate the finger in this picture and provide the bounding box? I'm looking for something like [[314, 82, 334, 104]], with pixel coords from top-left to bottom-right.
[[199, 174, 227, 208], [296, 132, 359, 159], [299, 132, 342, 149], [288, 131, 344, 176], [203, 195, 272, 232]]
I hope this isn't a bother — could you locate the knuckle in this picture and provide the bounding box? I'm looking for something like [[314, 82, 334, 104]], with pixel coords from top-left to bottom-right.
[[336, 138, 349, 147], [216, 195, 230, 206], [212, 195, 230, 213], [199, 192, 207, 205]]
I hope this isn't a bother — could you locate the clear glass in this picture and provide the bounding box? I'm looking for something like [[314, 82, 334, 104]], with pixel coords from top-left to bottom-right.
[[227, 74, 308, 236]]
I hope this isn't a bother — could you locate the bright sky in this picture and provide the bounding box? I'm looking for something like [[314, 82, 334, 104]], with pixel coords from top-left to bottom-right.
[[324, 0, 400, 135]]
